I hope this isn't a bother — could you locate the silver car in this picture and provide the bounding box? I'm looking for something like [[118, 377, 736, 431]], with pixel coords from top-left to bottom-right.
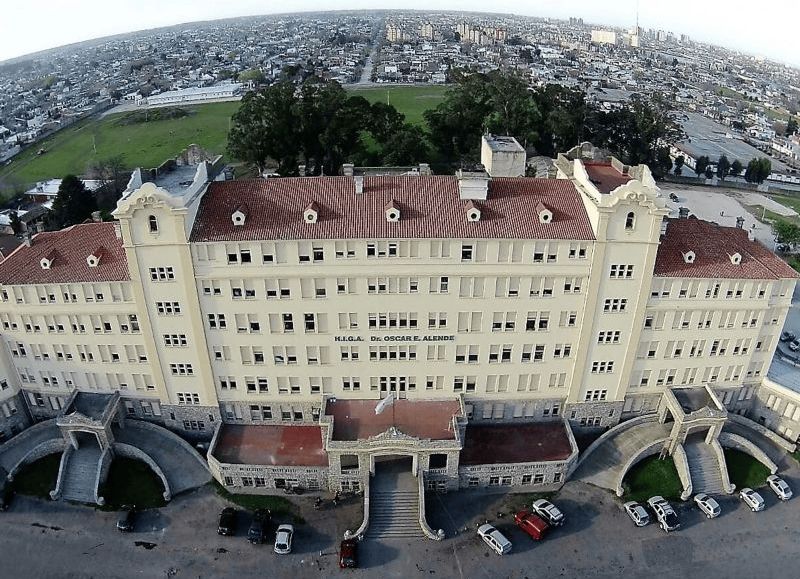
[[623, 501, 649, 527], [477, 524, 512, 555], [767, 475, 793, 501], [273, 524, 294, 555], [694, 493, 721, 519], [739, 488, 765, 512]]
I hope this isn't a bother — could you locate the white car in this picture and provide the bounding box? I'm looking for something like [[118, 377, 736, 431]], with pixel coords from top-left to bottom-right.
[[273, 524, 294, 555], [477, 524, 512, 555], [767, 475, 793, 500], [623, 501, 649, 527], [739, 488, 765, 512], [694, 493, 721, 519], [647, 496, 680, 532], [531, 499, 565, 527]]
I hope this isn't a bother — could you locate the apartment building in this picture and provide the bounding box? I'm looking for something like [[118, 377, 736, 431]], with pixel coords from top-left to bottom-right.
[[0, 139, 796, 495]]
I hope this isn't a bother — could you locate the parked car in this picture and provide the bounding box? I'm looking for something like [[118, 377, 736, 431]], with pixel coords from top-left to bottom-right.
[[476, 524, 512, 555], [116, 506, 136, 532], [739, 488, 765, 512], [789, 340, 800, 352], [274, 524, 294, 555], [647, 496, 680, 532], [339, 538, 358, 568], [247, 509, 271, 544], [217, 507, 237, 536], [0, 486, 15, 511], [531, 499, 564, 527], [623, 501, 649, 527], [767, 475, 793, 501], [514, 509, 549, 540], [780, 331, 796, 343], [694, 493, 721, 519]]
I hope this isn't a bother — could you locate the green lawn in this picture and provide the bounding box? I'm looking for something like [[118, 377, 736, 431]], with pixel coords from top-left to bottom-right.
[[724, 449, 770, 489], [767, 193, 800, 216], [11, 453, 61, 499], [100, 457, 166, 510], [212, 481, 301, 523], [0, 102, 240, 192], [348, 85, 448, 126], [622, 455, 683, 503]]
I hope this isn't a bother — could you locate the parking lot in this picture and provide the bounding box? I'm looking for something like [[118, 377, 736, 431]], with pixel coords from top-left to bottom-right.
[[2, 458, 800, 579]]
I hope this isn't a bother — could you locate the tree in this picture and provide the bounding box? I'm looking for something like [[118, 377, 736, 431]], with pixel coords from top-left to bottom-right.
[[787, 117, 798, 136], [730, 159, 743, 176], [773, 219, 800, 246], [673, 155, 685, 175], [381, 124, 430, 166], [694, 155, 710, 177], [48, 175, 98, 230], [238, 69, 265, 84], [716, 155, 731, 181], [532, 85, 587, 156], [88, 155, 129, 211], [744, 157, 772, 184], [704, 165, 714, 179], [9, 211, 22, 235]]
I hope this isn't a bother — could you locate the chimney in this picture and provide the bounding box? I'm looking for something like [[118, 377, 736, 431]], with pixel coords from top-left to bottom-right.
[[113, 221, 122, 239], [91, 211, 102, 223], [22, 230, 32, 247], [419, 163, 431, 176], [678, 207, 690, 219], [736, 216, 745, 229], [456, 165, 490, 200], [298, 164, 306, 177], [342, 163, 354, 177], [354, 176, 364, 194]]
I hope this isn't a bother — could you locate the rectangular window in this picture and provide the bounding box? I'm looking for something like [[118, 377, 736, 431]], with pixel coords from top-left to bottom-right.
[[148, 267, 175, 281], [609, 264, 635, 279]]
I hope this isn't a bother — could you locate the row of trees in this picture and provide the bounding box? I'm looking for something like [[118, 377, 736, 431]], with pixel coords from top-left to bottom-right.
[[228, 72, 684, 179], [227, 80, 427, 176], [675, 154, 771, 184]]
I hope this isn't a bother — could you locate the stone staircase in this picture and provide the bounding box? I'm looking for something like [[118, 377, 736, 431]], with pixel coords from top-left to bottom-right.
[[684, 438, 726, 494], [60, 445, 102, 503], [368, 459, 422, 539]]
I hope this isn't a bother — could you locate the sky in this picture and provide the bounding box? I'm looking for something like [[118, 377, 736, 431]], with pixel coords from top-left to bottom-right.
[[0, 0, 797, 66]]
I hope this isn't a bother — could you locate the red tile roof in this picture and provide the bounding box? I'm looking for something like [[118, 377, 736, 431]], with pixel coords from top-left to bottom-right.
[[583, 161, 633, 194], [0, 223, 129, 285], [460, 423, 574, 465], [325, 398, 461, 441], [190, 176, 595, 242], [655, 217, 799, 280], [213, 424, 327, 467]]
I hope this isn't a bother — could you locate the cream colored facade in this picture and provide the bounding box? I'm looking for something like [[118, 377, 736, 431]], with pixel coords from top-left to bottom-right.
[[0, 142, 797, 478]]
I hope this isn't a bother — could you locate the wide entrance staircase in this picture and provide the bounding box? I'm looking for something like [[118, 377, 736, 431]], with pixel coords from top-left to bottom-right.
[[683, 435, 727, 494], [368, 458, 422, 539], [60, 436, 102, 503]]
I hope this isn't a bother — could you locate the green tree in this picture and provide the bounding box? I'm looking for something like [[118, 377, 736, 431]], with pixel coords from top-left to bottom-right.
[[787, 117, 798, 136], [704, 165, 714, 179], [532, 85, 587, 156], [227, 83, 301, 175], [9, 211, 22, 235], [694, 155, 710, 177], [238, 69, 264, 84], [673, 155, 685, 175], [381, 124, 430, 166], [48, 175, 98, 230], [744, 157, 772, 184], [730, 159, 743, 176], [773, 219, 800, 246], [716, 155, 731, 180]]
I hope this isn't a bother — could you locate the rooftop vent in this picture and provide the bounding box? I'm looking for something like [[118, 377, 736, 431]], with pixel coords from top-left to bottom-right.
[[231, 204, 248, 226], [304, 202, 319, 224]]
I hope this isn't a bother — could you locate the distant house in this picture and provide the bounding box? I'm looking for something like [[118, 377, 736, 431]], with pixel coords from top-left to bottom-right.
[[24, 179, 103, 204]]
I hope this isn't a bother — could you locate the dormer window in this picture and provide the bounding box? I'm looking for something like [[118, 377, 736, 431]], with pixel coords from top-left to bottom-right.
[[148, 215, 158, 233], [86, 248, 104, 268], [465, 200, 481, 222], [729, 252, 742, 265], [40, 257, 52, 270], [682, 251, 696, 264], [231, 204, 248, 226], [385, 200, 400, 222], [536, 201, 553, 224], [625, 211, 636, 230], [304, 202, 319, 224]]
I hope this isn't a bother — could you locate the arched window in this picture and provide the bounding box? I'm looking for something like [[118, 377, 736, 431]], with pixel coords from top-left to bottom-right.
[[625, 211, 635, 230], [148, 215, 158, 233]]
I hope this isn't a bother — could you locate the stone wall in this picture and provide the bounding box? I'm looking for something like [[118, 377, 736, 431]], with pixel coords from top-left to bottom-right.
[[565, 400, 625, 428], [160, 404, 221, 441], [213, 461, 328, 494], [0, 392, 31, 442], [457, 456, 575, 491]]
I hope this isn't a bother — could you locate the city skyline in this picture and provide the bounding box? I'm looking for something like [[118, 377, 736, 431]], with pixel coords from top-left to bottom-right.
[[1, 1, 798, 67]]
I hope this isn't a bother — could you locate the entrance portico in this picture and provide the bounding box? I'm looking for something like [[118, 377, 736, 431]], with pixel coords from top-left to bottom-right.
[[55, 391, 123, 451], [657, 385, 728, 456]]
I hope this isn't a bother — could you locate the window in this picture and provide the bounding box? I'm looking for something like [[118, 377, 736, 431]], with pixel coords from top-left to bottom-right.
[[584, 389, 608, 402], [208, 313, 226, 329], [591, 361, 614, 374], [148, 215, 158, 233], [625, 211, 635, 230], [609, 264, 634, 278], [170, 364, 194, 376], [163, 334, 188, 347], [156, 301, 181, 315], [461, 244, 474, 261], [598, 331, 621, 344], [176, 392, 200, 405], [149, 267, 175, 281], [603, 298, 627, 312], [282, 313, 294, 332]]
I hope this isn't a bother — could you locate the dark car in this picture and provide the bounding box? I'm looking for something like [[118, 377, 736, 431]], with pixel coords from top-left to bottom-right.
[[339, 538, 358, 568], [217, 507, 237, 536], [781, 331, 796, 343], [247, 509, 271, 544], [0, 486, 14, 511], [117, 506, 136, 532]]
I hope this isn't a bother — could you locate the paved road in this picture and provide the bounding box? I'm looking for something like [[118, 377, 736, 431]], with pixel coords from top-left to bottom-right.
[[2, 461, 800, 579]]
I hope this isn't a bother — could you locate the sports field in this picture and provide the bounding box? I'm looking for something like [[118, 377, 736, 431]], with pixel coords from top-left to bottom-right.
[[0, 85, 449, 194]]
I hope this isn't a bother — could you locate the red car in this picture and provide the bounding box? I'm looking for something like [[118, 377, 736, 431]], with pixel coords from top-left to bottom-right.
[[339, 539, 358, 568], [514, 509, 549, 541]]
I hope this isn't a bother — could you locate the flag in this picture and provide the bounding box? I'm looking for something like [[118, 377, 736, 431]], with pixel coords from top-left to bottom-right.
[[374, 392, 395, 415]]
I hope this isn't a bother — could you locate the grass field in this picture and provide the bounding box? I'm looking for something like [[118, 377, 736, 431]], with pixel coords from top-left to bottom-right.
[[347, 85, 448, 126], [622, 455, 683, 503], [10, 453, 61, 499], [0, 86, 448, 193], [0, 102, 240, 191], [100, 457, 167, 510], [724, 449, 770, 489]]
